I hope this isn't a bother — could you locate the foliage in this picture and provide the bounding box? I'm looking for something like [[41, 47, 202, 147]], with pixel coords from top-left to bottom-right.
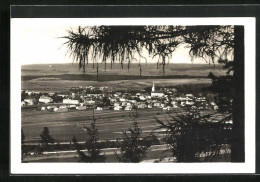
[[115, 109, 157, 162], [61, 25, 244, 162], [21, 129, 25, 145], [62, 26, 234, 76], [208, 72, 233, 113], [155, 108, 232, 162], [77, 110, 105, 162], [39, 127, 55, 149]]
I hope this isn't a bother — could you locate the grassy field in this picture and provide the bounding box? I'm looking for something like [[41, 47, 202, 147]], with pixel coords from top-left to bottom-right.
[[22, 63, 227, 77], [21, 63, 226, 92], [22, 108, 230, 162], [22, 108, 224, 143], [22, 78, 212, 92]]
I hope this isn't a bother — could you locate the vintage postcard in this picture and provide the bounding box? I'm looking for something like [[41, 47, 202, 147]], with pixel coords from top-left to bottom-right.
[[10, 17, 255, 174]]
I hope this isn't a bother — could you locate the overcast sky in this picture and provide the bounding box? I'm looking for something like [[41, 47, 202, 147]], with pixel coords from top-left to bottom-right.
[[11, 18, 206, 65]]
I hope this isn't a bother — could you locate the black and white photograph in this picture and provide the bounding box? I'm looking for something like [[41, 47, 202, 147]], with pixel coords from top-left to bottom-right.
[[10, 17, 255, 174]]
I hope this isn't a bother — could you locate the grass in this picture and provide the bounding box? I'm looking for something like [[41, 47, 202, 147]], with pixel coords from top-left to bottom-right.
[[22, 63, 227, 77], [22, 78, 212, 92]]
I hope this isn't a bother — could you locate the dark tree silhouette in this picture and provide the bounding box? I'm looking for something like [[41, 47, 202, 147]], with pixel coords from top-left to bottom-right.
[[79, 109, 105, 162], [21, 129, 25, 145], [21, 129, 25, 161], [62, 25, 244, 162], [115, 109, 156, 162], [155, 108, 232, 162], [40, 127, 55, 149]]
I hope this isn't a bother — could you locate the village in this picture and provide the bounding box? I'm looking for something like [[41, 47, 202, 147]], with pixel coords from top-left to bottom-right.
[[21, 82, 219, 112]]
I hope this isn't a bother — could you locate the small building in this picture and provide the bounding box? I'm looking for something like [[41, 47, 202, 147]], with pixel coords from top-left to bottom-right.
[[153, 102, 161, 107], [137, 103, 147, 109], [213, 105, 219, 110], [54, 107, 68, 112], [95, 107, 103, 111], [114, 106, 123, 110], [24, 98, 35, 105], [139, 95, 147, 101], [114, 102, 120, 107], [47, 106, 57, 111], [77, 106, 87, 110], [21, 101, 26, 107], [186, 101, 195, 105], [63, 99, 79, 105], [119, 98, 127, 102], [84, 100, 95, 105], [39, 96, 53, 103], [147, 104, 153, 109], [185, 94, 194, 98], [125, 106, 133, 111]]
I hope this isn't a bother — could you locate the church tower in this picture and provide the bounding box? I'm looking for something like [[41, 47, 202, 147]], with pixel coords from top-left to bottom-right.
[[152, 82, 155, 92]]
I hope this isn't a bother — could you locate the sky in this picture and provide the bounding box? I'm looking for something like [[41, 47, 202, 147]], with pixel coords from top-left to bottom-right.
[[11, 18, 206, 65]]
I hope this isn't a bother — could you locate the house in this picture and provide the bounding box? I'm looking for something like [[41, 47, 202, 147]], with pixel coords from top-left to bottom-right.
[[185, 94, 194, 98], [119, 98, 127, 102], [125, 105, 133, 111], [114, 106, 123, 110], [21, 101, 26, 107], [84, 100, 95, 105], [137, 103, 147, 109], [63, 99, 79, 105], [47, 106, 57, 111], [114, 102, 120, 107], [186, 101, 195, 105], [24, 98, 35, 105], [39, 96, 53, 103], [160, 103, 166, 108], [153, 102, 161, 107], [121, 102, 127, 106], [77, 106, 87, 110], [95, 107, 103, 111], [54, 107, 68, 112], [139, 95, 146, 101]]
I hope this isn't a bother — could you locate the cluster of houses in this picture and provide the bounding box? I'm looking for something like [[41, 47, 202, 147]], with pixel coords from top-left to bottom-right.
[[21, 82, 219, 112]]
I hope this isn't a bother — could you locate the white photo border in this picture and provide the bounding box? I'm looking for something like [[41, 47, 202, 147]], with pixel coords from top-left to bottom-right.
[[10, 17, 256, 174]]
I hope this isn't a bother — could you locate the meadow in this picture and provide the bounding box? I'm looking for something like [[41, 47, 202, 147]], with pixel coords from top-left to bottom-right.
[[22, 63, 227, 77], [21, 63, 227, 92]]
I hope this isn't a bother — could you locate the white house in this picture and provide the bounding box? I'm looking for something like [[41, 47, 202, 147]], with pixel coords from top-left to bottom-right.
[[95, 107, 103, 111], [125, 105, 133, 111], [39, 96, 53, 103], [63, 99, 79, 105], [114, 106, 123, 110], [24, 98, 35, 105], [21, 101, 26, 107]]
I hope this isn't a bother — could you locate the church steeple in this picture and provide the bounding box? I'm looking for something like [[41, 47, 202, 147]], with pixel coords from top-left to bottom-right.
[[152, 82, 155, 92]]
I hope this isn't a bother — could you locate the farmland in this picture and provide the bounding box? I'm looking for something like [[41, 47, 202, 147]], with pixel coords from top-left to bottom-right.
[[22, 108, 229, 162], [22, 63, 227, 77], [22, 108, 224, 143], [22, 108, 176, 143], [21, 63, 227, 92]]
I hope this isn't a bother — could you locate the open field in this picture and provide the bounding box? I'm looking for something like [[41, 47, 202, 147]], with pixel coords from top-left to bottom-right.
[[22, 63, 228, 77], [21, 63, 226, 92], [22, 109, 230, 162], [22, 108, 223, 143], [22, 78, 212, 92]]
